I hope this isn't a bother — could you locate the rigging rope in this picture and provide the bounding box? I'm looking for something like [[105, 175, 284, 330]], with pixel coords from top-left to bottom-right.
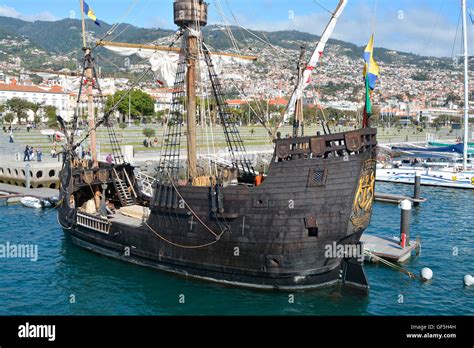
[[109, 0, 152, 43], [451, 7, 462, 60], [312, 0, 333, 15], [73, 67, 153, 150], [144, 220, 223, 249], [423, 0, 446, 57], [364, 250, 417, 279]]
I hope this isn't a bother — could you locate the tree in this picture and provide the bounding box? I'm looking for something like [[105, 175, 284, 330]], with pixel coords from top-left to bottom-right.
[[142, 127, 156, 140], [445, 93, 461, 106], [4, 113, 14, 127], [0, 103, 5, 114], [6, 98, 31, 125], [118, 122, 127, 139], [44, 105, 58, 128], [105, 89, 155, 123], [29, 102, 43, 125]]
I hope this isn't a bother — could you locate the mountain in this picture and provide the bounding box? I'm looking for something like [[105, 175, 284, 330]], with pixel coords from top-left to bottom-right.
[[0, 16, 452, 71], [0, 16, 174, 54]]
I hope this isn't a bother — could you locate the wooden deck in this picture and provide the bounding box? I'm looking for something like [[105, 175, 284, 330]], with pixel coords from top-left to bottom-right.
[[361, 233, 420, 263]]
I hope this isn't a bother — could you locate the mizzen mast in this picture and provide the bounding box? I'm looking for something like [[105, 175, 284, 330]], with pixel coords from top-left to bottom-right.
[[174, 0, 208, 180]]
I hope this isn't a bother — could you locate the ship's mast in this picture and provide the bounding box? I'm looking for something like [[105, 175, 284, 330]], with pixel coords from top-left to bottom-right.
[[462, 0, 470, 170], [80, 0, 98, 168], [293, 46, 306, 138], [283, 0, 348, 126], [174, 0, 208, 180]]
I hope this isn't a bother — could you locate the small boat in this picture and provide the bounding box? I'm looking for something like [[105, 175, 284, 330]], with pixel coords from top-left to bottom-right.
[[21, 197, 52, 209]]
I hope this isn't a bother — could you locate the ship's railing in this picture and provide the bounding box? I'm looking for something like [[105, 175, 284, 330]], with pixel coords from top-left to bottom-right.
[[273, 128, 377, 161], [136, 171, 156, 197], [77, 211, 110, 234]]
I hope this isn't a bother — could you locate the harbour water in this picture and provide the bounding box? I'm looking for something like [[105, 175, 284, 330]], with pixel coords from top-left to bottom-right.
[[0, 182, 472, 315]]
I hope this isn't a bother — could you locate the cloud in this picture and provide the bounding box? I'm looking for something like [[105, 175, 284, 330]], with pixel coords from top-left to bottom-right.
[[0, 5, 57, 22], [219, 3, 462, 57]]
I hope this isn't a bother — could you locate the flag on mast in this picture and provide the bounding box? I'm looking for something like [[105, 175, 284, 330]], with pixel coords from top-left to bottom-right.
[[82, 1, 100, 27], [362, 34, 380, 126]]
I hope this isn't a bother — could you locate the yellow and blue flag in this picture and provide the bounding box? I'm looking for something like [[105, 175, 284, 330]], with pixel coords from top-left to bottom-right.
[[82, 1, 100, 27], [363, 35, 379, 90]]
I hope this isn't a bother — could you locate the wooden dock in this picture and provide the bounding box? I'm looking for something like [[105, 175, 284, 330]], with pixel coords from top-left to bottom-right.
[[374, 192, 426, 205], [361, 234, 420, 263], [0, 183, 59, 202]]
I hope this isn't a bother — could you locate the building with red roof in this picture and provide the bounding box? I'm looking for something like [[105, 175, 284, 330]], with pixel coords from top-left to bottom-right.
[[0, 79, 70, 122]]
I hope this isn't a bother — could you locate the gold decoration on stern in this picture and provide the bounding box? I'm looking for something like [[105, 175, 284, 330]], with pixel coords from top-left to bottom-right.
[[350, 159, 376, 228]]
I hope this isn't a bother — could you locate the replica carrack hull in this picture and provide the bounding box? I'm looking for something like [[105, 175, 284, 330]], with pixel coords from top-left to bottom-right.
[[57, 128, 377, 290]]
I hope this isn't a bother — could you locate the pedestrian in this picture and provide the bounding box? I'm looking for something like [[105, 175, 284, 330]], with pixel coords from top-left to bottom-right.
[[153, 137, 159, 147], [26, 123, 31, 133], [23, 145, 30, 161], [29, 147, 35, 161], [9, 131, 14, 143], [37, 147, 43, 162], [106, 153, 113, 164]]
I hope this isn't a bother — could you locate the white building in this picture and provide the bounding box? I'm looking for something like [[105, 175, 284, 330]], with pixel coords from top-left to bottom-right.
[[146, 88, 173, 112], [0, 79, 70, 121]]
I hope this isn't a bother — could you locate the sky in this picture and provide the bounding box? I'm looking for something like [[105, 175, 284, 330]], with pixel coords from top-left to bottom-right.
[[0, 0, 472, 57]]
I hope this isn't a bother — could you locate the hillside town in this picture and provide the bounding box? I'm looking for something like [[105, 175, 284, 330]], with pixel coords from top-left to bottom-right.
[[0, 31, 471, 127]]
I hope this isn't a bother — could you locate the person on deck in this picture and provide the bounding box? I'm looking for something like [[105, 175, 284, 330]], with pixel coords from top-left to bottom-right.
[[106, 153, 114, 164], [84, 149, 91, 161]]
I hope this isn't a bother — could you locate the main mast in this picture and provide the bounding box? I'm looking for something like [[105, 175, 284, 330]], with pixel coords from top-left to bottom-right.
[[80, 0, 98, 168], [462, 0, 470, 170], [174, 0, 208, 180]]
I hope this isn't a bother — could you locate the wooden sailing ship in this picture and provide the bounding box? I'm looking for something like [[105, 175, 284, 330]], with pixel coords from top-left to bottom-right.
[[57, 0, 377, 290]]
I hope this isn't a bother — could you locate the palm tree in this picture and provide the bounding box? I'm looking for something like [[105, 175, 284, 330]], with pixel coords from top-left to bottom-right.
[[29, 102, 43, 126]]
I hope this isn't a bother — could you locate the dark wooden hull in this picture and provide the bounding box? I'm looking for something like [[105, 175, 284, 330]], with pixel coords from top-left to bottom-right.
[[57, 128, 377, 290]]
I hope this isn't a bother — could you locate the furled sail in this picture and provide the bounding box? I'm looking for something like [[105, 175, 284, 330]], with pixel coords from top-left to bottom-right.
[[102, 43, 254, 87], [285, 0, 348, 120]]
